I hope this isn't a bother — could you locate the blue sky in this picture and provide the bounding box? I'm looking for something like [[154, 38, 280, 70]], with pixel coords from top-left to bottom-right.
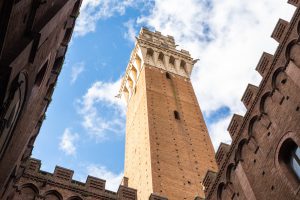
[[32, 0, 295, 191]]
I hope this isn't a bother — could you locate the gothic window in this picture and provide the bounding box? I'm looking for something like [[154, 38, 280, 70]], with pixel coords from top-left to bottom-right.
[[279, 138, 300, 184], [174, 110, 180, 120]]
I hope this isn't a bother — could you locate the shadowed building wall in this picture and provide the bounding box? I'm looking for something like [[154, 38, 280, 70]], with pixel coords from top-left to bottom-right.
[[0, 0, 82, 198], [203, 1, 300, 199]]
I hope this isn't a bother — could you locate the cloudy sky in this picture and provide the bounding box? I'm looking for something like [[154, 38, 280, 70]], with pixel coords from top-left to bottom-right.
[[32, 0, 296, 192]]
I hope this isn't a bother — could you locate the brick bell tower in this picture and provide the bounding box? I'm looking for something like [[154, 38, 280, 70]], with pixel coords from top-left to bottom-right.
[[119, 28, 218, 200]]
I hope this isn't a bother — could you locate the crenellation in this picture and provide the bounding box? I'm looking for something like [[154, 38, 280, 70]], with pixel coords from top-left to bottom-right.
[[227, 114, 244, 139], [288, 0, 300, 7], [256, 52, 273, 77], [18, 158, 137, 199], [117, 185, 137, 200], [120, 28, 197, 104], [271, 19, 289, 43], [202, 170, 217, 196], [241, 84, 259, 110], [54, 166, 74, 181], [215, 143, 230, 168], [27, 158, 42, 172], [86, 175, 106, 191]]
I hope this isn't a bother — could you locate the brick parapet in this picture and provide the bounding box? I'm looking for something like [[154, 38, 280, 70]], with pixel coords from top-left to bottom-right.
[[16, 158, 137, 200]]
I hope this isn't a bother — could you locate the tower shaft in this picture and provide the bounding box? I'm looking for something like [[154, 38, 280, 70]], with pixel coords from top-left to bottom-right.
[[121, 28, 217, 199]]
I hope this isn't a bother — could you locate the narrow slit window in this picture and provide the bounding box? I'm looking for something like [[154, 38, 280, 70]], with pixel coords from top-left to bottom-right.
[[174, 110, 180, 120], [166, 72, 171, 79]]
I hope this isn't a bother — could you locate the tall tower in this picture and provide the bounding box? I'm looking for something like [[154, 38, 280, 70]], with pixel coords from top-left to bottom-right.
[[120, 28, 218, 200]]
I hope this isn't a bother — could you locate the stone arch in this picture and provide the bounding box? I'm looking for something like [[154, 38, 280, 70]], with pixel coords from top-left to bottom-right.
[[235, 139, 248, 164], [217, 182, 226, 200], [271, 67, 286, 91], [146, 48, 154, 57], [44, 190, 63, 200], [130, 65, 138, 83], [146, 48, 154, 66], [260, 92, 272, 114], [134, 54, 142, 70], [169, 56, 175, 65], [127, 75, 134, 90], [248, 115, 259, 138], [285, 39, 298, 61], [226, 163, 236, 184], [67, 196, 83, 200], [180, 60, 186, 73], [157, 52, 165, 69], [158, 52, 164, 62], [15, 183, 39, 200]]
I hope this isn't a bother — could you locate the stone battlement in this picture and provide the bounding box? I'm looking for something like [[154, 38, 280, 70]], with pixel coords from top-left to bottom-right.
[[25, 158, 108, 192], [19, 158, 137, 199]]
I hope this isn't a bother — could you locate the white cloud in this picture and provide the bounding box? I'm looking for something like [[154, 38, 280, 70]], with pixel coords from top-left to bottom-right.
[[86, 164, 123, 192], [77, 79, 125, 140], [74, 0, 138, 37], [208, 116, 232, 149], [71, 62, 85, 84], [59, 128, 79, 156], [137, 0, 295, 149], [124, 19, 138, 43]]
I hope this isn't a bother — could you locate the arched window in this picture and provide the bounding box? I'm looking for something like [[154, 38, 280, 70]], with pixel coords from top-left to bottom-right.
[[146, 48, 154, 57], [279, 139, 300, 182], [169, 56, 175, 65], [180, 60, 186, 71], [158, 52, 164, 61]]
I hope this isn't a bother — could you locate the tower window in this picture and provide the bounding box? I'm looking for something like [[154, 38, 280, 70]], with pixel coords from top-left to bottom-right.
[[169, 56, 175, 65], [174, 111, 180, 120], [158, 52, 164, 61], [166, 72, 171, 79]]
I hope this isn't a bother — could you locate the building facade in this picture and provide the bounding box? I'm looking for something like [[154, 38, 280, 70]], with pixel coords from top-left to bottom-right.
[[203, 1, 300, 199], [0, 0, 82, 198], [119, 28, 218, 200]]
